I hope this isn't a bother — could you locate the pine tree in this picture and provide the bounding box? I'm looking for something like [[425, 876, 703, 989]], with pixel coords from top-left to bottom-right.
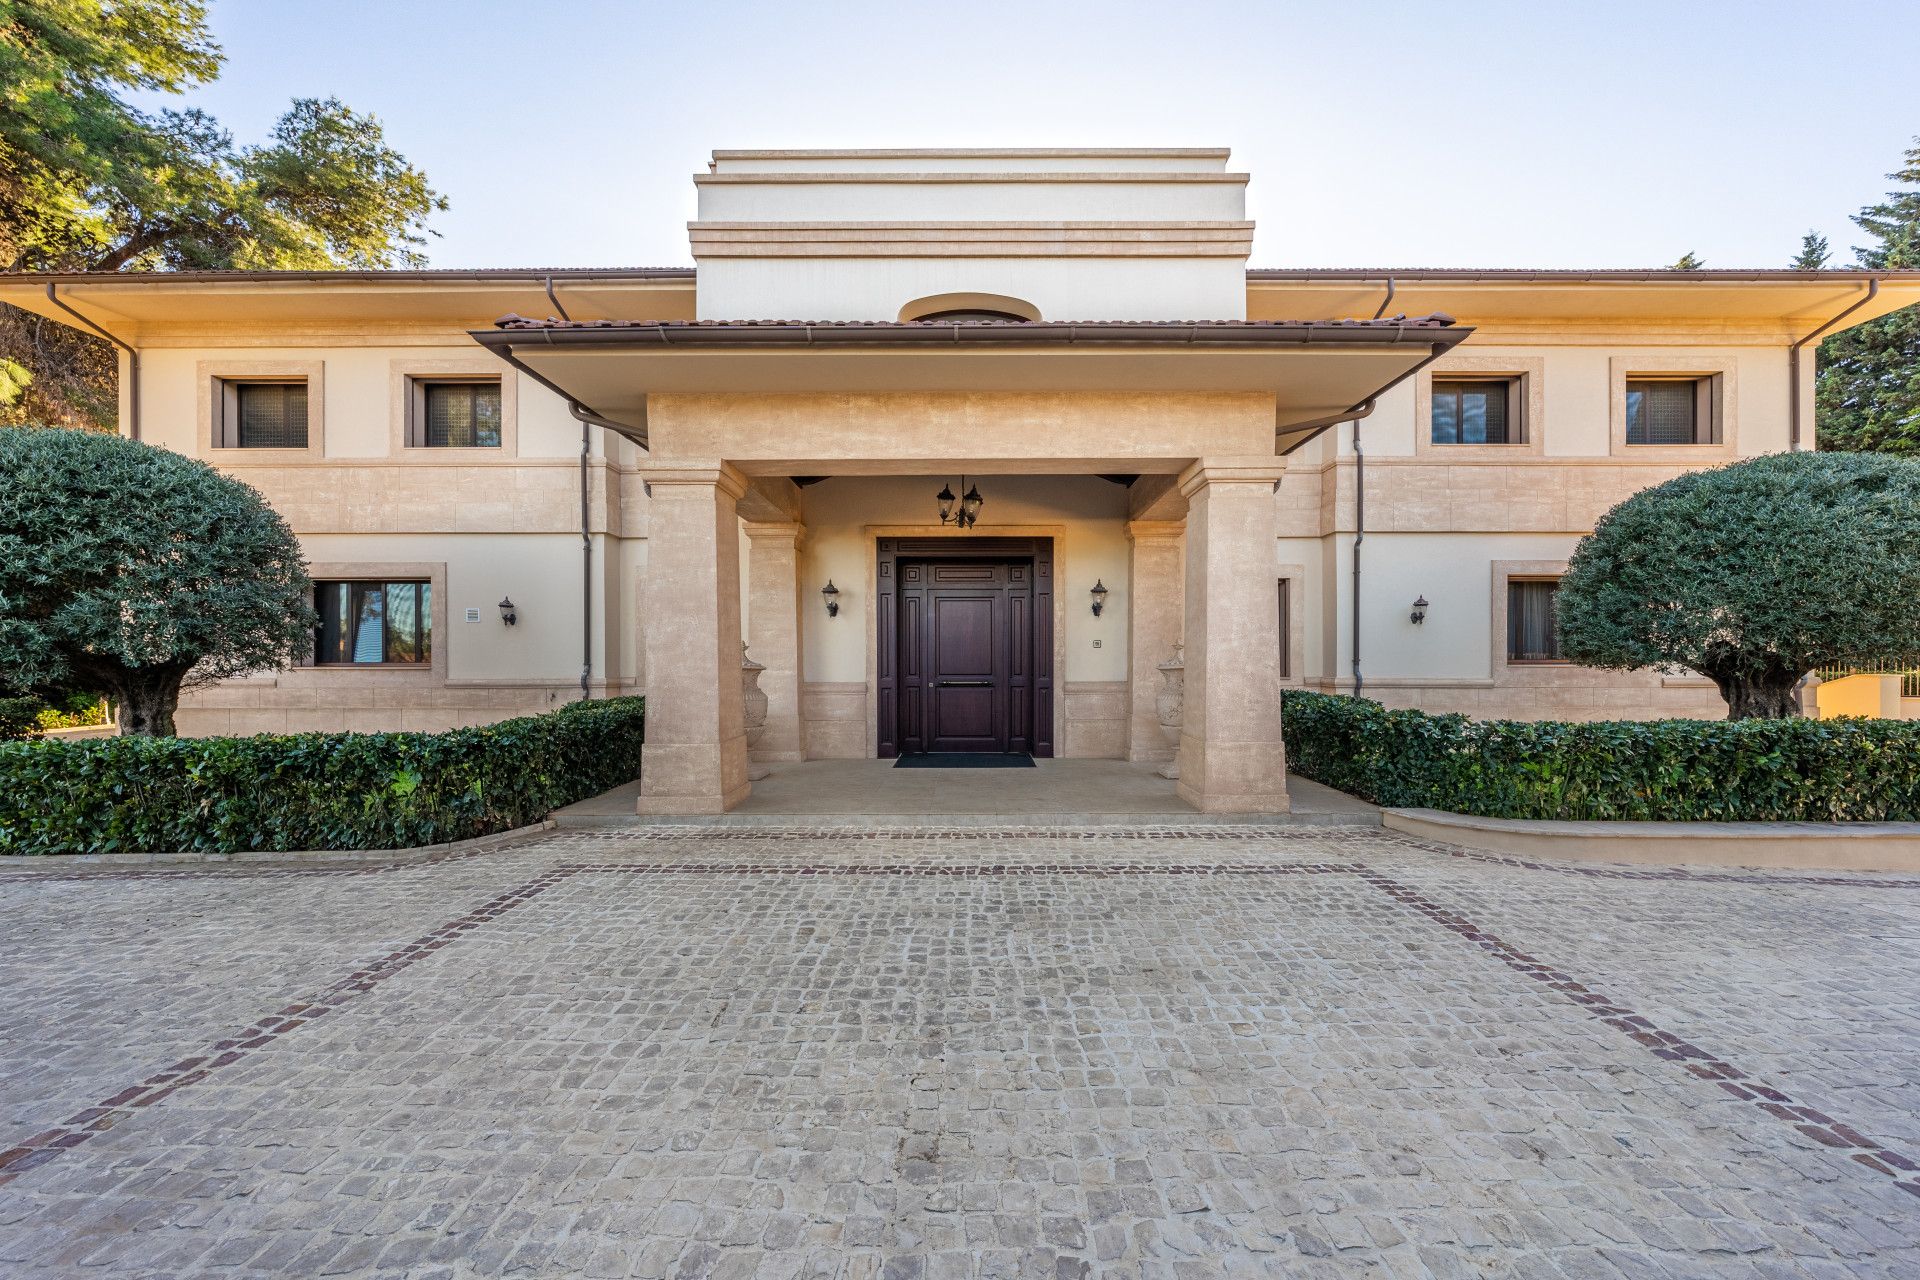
[[1791, 231, 1831, 269], [1669, 251, 1705, 270], [1816, 139, 1920, 454]]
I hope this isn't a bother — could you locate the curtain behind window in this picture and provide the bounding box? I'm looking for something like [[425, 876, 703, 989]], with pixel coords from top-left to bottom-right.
[[425, 383, 502, 447], [1626, 380, 1698, 444], [1507, 580, 1562, 661], [1432, 381, 1512, 445], [315, 582, 430, 664], [235, 383, 308, 448]]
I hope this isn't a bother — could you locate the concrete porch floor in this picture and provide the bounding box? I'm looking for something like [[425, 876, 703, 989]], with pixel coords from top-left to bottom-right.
[[554, 759, 1378, 827]]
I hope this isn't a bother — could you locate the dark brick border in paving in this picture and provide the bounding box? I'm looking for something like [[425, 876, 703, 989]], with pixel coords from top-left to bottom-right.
[[3, 846, 1918, 1205], [1353, 869, 1920, 1201]]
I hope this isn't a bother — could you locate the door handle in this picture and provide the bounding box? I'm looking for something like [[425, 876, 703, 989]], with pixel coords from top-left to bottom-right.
[[936, 680, 994, 687]]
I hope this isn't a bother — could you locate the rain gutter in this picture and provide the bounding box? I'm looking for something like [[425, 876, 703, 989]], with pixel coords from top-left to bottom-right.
[[44, 283, 140, 441], [470, 318, 1462, 351]]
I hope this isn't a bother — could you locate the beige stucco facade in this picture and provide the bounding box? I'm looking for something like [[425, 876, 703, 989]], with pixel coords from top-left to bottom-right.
[[5, 146, 1918, 813]]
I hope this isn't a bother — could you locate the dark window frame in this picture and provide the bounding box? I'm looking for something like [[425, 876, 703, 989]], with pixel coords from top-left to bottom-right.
[[406, 376, 504, 449], [313, 579, 432, 667], [1506, 578, 1566, 664], [1625, 375, 1717, 445], [1277, 577, 1291, 679], [215, 378, 310, 449], [908, 308, 1032, 323], [1430, 377, 1523, 446]]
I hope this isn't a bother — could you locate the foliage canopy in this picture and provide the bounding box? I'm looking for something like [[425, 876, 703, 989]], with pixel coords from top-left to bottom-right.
[[0, 425, 315, 734], [1554, 451, 1920, 718], [1816, 137, 1920, 454], [0, 0, 445, 426]]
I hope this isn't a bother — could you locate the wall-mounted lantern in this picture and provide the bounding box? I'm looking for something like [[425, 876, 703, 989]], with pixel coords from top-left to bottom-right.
[[1410, 595, 1429, 626], [1090, 579, 1110, 617], [821, 580, 841, 617], [499, 596, 518, 627]]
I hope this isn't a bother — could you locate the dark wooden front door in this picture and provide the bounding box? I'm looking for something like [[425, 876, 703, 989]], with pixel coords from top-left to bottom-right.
[[898, 560, 1034, 753], [877, 536, 1053, 758]]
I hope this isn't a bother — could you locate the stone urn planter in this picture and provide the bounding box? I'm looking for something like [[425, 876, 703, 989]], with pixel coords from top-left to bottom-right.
[[1155, 643, 1185, 780], [741, 643, 770, 781]]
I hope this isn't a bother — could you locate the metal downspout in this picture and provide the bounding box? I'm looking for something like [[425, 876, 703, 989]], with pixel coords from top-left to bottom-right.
[[578, 410, 591, 702], [45, 283, 140, 440], [1371, 277, 1397, 321], [544, 276, 574, 323], [546, 274, 589, 698], [483, 339, 651, 706], [1351, 415, 1366, 700], [1789, 279, 1877, 451], [1353, 279, 1395, 700]]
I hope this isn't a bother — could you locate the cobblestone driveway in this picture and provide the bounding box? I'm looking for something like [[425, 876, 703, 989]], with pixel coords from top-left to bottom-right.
[[1, 827, 1917, 1278]]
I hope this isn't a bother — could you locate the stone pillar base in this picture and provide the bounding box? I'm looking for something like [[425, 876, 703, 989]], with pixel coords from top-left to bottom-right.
[[1174, 736, 1290, 812], [636, 740, 752, 815]]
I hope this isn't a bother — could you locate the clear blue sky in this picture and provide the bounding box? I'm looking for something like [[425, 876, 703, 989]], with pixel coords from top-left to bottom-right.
[[155, 0, 1920, 271]]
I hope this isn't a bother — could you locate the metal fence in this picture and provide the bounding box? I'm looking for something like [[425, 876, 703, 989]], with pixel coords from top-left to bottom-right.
[[1814, 664, 1920, 698]]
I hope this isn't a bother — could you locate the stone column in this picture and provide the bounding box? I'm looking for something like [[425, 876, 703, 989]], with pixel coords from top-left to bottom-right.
[[743, 520, 804, 766], [637, 462, 751, 815], [1125, 520, 1185, 763], [1175, 459, 1290, 813]]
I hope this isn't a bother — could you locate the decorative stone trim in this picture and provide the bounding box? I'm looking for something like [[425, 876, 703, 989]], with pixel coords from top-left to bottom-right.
[[387, 355, 520, 460], [1412, 353, 1548, 459], [196, 358, 325, 460], [1607, 354, 1739, 459]]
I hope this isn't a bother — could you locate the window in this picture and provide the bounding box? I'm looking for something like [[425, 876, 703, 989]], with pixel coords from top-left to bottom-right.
[[315, 581, 431, 665], [910, 308, 1030, 322], [1277, 578, 1291, 679], [409, 379, 502, 448], [1431, 379, 1518, 445], [1507, 580, 1563, 663], [217, 380, 308, 448], [1626, 377, 1712, 445]]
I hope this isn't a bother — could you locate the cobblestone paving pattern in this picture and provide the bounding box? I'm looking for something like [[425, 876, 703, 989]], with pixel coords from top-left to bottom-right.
[[0, 827, 1916, 1278]]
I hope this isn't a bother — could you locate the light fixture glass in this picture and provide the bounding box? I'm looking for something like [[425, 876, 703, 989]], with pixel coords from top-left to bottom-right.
[[937, 476, 984, 530], [1090, 579, 1110, 617], [821, 580, 841, 617]]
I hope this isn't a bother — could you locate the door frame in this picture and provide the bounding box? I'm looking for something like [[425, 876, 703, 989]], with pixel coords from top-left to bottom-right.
[[876, 535, 1055, 758]]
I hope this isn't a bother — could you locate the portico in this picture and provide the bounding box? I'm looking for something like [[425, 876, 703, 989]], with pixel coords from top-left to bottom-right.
[[475, 382, 1459, 817], [465, 147, 1466, 816]]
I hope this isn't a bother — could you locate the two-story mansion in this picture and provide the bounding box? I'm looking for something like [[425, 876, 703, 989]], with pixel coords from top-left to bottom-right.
[[4, 148, 1917, 815]]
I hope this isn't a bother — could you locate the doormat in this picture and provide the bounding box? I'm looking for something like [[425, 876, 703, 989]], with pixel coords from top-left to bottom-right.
[[893, 753, 1037, 769]]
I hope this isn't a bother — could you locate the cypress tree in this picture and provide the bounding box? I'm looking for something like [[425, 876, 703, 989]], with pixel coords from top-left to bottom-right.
[[1816, 139, 1920, 453], [1791, 231, 1831, 269]]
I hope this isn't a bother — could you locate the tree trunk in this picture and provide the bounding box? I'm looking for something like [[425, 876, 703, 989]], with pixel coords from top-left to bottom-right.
[[1712, 673, 1803, 720], [116, 676, 182, 737]]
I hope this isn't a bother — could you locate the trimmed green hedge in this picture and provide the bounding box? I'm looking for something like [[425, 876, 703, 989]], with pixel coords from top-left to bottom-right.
[[1280, 689, 1920, 822], [0, 697, 644, 856]]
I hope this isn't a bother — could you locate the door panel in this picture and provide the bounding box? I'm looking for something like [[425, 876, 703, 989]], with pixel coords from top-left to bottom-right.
[[929, 591, 1001, 750], [898, 559, 1032, 754]]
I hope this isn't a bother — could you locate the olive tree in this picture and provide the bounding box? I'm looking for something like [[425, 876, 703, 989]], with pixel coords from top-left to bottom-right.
[[1556, 451, 1920, 719], [0, 428, 315, 735]]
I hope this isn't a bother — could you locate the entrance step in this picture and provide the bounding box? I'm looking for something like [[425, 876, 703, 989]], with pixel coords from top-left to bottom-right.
[[555, 809, 1379, 831], [552, 769, 1381, 831]]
